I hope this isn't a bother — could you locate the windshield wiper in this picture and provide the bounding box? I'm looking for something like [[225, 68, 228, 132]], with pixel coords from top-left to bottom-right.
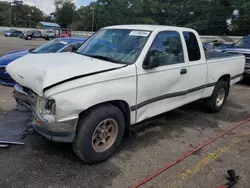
[[85, 54, 121, 64], [75, 52, 130, 64]]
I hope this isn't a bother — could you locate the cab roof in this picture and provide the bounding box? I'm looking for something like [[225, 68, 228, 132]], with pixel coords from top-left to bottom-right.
[[104, 24, 196, 33]]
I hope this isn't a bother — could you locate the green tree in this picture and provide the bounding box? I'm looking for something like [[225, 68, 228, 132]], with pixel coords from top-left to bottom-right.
[[0, 2, 44, 28], [0, 2, 11, 26], [54, 0, 77, 28], [230, 0, 250, 35]]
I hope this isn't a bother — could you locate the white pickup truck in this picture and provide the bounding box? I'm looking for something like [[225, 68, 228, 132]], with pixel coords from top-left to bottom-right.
[[7, 25, 245, 164]]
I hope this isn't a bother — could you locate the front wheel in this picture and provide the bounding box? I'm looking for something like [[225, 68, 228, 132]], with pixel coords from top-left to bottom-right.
[[204, 80, 229, 113], [73, 104, 125, 164]]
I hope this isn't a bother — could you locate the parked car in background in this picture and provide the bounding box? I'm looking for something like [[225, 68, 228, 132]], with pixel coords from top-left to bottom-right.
[[55, 28, 72, 38], [20, 30, 43, 40], [4, 29, 23, 37], [43, 30, 56, 40], [221, 36, 250, 78], [7, 25, 245, 164], [203, 42, 215, 51], [0, 37, 87, 86], [214, 44, 233, 52]]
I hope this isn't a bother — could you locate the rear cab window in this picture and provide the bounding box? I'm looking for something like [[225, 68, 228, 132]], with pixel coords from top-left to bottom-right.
[[183, 32, 201, 61]]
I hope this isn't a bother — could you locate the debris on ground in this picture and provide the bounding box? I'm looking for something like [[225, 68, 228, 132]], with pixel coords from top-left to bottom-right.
[[20, 122, 35, 139], [0, 144, 10, 148], [0, 141, 24, 148], [218, 169, 241, 188]]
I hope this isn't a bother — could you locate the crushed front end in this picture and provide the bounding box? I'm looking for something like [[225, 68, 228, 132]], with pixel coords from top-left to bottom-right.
[[14, 84, 78, 143]]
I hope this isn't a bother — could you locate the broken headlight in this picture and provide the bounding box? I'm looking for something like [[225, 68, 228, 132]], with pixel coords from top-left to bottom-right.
[[45, 99, 56, 115]]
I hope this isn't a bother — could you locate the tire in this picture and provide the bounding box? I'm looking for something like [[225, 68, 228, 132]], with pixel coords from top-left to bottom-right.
[[73, 104, 125, 164], [205, 80, 229, 113], [28, 36, 31, 40]]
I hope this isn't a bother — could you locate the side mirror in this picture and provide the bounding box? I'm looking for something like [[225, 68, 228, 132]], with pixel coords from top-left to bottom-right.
[[143, 55, 160, 69]]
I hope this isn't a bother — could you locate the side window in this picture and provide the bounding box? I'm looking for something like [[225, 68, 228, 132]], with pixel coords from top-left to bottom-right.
[[74, 43, 83, 50], [60, 44, 73, 52], [183, 32, 201, 61], [60, 43, 81, 53], [146, 31, 184, 66], [34, 31, 41, 36]]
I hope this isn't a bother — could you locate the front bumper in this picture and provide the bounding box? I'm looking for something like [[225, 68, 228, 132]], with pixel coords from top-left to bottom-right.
[[14, 84, 78, 143], [32, 113, 78, 143]]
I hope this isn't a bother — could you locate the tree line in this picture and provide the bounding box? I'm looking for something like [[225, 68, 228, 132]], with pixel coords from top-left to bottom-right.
[[0, 0, 250, 35]]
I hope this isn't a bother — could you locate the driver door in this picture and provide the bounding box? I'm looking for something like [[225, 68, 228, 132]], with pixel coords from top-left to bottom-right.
[[135, 31, 189, 122], [34, 31, 41, 38]]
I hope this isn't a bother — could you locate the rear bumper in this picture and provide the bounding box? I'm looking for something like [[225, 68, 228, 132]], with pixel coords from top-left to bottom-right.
[[14, 84, 78, 143], [0, 72, 16, 87], [0, 78, 16, 87]]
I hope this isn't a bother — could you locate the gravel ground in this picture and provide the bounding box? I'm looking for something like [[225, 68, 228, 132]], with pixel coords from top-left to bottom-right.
[[0, 37, 250, 188]]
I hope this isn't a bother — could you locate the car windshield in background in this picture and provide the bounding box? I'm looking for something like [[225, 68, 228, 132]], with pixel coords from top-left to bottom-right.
[[27, 30, 34, 34], [234, 36, 250, 48], [217, 44, 232, 49], [32, 40, 68, 53], [77, 29, 151, 64], [7, 29, 15, 33]]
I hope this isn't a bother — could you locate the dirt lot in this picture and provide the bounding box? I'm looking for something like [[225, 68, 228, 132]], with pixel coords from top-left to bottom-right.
[[1, 36, 250, 188]]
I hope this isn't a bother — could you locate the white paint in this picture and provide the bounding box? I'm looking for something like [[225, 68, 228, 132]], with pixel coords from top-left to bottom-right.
[[6, 53, 124, 95], [7, 25, 245, 126]]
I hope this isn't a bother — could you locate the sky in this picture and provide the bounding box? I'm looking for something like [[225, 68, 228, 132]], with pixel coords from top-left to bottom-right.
[[0, 0, 93, 14]]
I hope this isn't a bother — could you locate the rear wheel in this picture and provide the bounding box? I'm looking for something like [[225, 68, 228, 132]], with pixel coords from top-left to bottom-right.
[[205, 80, 229, 113], [73, 104, 125, 164]]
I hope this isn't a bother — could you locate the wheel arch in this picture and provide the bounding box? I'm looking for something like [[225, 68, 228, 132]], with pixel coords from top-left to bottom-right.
[[77, 100, 131, 136], [218, 74, 231, 96]]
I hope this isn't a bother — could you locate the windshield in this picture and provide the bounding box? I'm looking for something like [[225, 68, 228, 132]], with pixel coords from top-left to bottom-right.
[[27, 30, 34, 34], [32, 40, 68, 53], [234, 36, 250, 48], [77, 29, 151, 64]]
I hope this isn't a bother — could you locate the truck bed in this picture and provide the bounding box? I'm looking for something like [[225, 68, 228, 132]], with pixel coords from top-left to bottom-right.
[[205, 51, 241, 60]]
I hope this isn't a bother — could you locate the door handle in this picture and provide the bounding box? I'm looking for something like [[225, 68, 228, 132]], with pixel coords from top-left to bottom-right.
[[180, 68, 187, 75]]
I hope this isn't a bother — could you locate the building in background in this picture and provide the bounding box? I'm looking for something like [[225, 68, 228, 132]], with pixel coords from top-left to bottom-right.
[[37, 21, 61, 29]]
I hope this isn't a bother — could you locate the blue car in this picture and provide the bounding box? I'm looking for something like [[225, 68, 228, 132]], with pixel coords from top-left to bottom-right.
[[0, 37, 88, 86]]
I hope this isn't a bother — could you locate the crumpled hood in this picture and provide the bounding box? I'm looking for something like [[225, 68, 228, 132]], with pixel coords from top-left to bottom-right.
[[0, 50, 29, 66], [6, 53, 124, 96]]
